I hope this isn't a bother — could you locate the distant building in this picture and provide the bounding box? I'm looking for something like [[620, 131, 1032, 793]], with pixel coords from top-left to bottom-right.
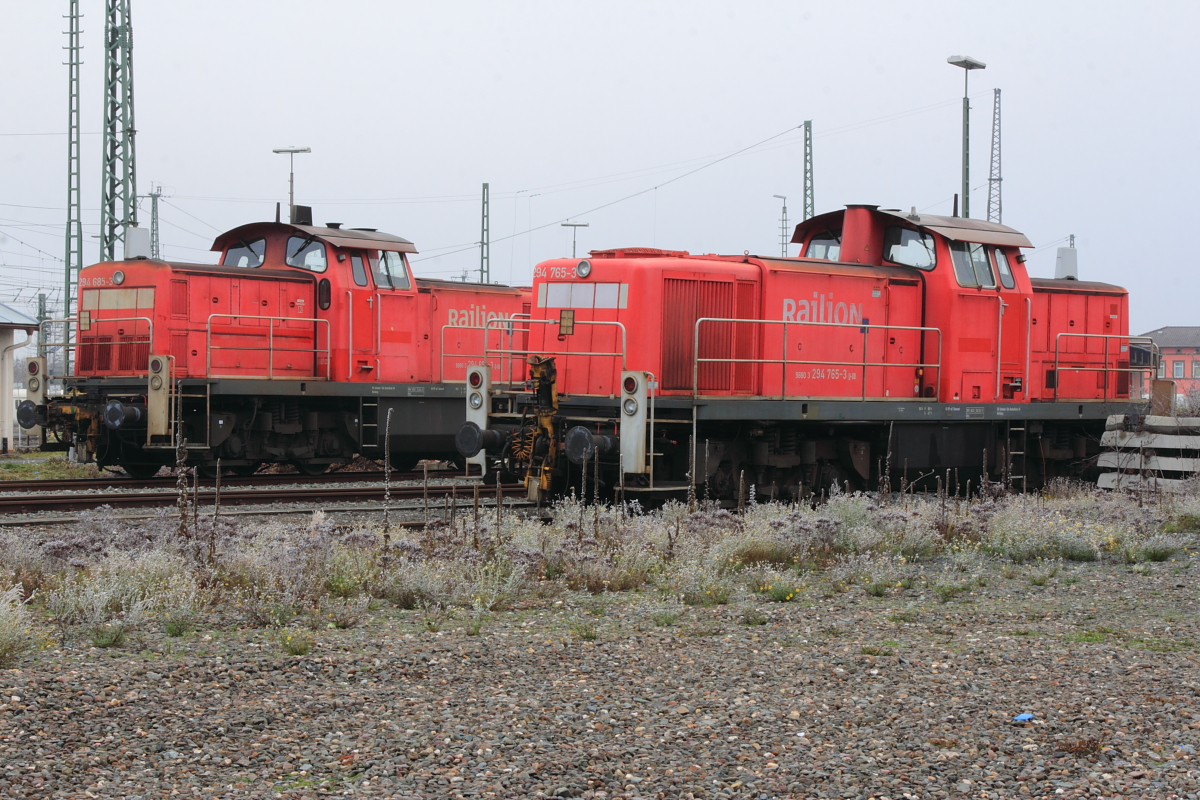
[[1140, 326, 1200, 399]]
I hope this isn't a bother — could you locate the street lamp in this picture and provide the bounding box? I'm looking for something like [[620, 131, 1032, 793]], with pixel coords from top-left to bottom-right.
[[772, 195, 788, 257], [947, 55, 985, 218], [561, 221, 589, 259], [272, 146, 311, 214]]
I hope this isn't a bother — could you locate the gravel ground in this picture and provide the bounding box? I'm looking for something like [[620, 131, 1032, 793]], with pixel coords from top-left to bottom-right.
[[3, 558, 1198, 799]]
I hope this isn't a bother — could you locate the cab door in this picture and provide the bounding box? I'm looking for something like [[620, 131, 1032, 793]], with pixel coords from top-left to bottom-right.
[[345, 251, 377, 380], [992, 247, 1026, 399], [949, 241, 1003, 401], [372, 250, 418, 382]]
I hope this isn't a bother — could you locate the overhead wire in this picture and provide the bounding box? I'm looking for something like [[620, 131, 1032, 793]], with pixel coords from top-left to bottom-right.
[[160, 199, 222, 232], [412, 122, 804, 263]]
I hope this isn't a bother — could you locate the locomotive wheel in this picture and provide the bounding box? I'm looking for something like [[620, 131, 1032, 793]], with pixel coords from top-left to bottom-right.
[[388, 457, 419, 473], [123, 463, 162, 480], [292, 461, 328, 476]]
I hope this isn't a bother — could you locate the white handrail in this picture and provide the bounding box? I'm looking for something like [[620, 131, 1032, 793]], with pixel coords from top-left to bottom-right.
[[692, 316, 943, 401], [205, 314, 331, 380]]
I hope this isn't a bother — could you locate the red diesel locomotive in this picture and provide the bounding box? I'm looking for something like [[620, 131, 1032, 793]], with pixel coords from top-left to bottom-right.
[[20, 214, 530, 477], [457, 205, 1154, 501]]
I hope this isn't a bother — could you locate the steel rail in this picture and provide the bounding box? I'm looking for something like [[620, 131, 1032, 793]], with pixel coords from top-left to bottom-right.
[[0, 481, 522, 515], [0, 468, 480, 494]]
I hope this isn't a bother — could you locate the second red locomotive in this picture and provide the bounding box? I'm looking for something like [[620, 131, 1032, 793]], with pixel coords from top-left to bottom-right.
[[458, 205, 1154, 500]]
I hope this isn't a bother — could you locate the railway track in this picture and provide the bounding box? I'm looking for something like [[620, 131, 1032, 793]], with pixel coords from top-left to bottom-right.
[[0, 468, 473, 494], [0, 478, 523, 515]]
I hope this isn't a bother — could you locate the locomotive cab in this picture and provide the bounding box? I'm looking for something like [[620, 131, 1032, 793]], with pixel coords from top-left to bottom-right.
[[213, 221, 423, 384]]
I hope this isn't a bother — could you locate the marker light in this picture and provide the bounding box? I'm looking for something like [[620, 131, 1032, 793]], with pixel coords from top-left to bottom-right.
[[623, 376, 637, 394], [623, 398, 638, 416], [468, 370, 482, 388], [27, 361, 38, 375], [469, 392, 483, 409]]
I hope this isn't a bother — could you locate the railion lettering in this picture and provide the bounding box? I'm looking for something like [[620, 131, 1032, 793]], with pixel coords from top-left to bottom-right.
[[781, 293, 863, 325]]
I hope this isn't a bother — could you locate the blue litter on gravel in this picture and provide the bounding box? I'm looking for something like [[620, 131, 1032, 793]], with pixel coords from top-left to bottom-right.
[[1014, 713, 1034, 721]]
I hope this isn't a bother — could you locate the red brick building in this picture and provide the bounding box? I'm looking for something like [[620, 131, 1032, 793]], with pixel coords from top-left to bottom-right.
[[1141, 326, 1200, 401]]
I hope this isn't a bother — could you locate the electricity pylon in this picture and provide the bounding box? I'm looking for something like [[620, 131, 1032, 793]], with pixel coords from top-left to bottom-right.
[[100, 0, 137, 262], [987, 89, 1002, 224], [802, 120, 814, 220], [479, 183, 490, 283], [63, 0, 83, 319]]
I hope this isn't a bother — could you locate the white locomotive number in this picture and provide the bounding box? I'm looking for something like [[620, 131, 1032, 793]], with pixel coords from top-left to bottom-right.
[[533, 265, 574, 279], [79, 276, 111, 288], [795, 368, 858, 381]]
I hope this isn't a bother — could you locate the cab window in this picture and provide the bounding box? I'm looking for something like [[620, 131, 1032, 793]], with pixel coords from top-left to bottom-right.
[[805, 231, 841, 260], [222, 237, 265, 267], [285, 236, 328, 273], [992, 247, 1015, 289], [949, 241, 995, 288], [350, 253, 369, 287], [883, 226, 936, 270], [370, 250, 411, 290]]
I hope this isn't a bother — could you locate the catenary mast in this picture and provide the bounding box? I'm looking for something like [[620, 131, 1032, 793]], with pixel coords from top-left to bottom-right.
[[100, 0, 137, 262], [63, 0, 83, 319], [987, 89, 1002, 224]]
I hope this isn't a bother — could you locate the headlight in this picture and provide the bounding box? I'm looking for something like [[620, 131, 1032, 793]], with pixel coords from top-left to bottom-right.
[[112, 270, 125, 285], [623, 397, 637, 416], [27, 377, 39, 393], [575, 260, 591, 278], [150, 376, 163, 391], [469, 392, 483, 409]]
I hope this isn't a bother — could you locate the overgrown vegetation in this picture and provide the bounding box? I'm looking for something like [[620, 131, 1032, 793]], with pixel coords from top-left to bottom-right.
[[0, 480, 1194, 664]]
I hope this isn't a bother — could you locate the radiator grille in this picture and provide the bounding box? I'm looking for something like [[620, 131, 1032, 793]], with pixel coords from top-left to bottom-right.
[[170, 280, 189, 318], [118, 336, 149, 372], [78, 337, 96, 372], [661, 278, 735, 391], [95, 336, 112, 372], [171, 334, 189, 374]]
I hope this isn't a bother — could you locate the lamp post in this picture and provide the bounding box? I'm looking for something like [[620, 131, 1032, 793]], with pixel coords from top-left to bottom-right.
[[947, 55, 985, 218], [772, 194, 788, 257], [272, 146, 311, 213], [561, 221, 589, 258]]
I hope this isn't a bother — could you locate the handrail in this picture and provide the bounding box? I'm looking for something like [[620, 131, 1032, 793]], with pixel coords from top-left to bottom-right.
[[205, 313, 331, 380], [995, 297, 1006, 400], [38, 316, 154, 380], [438, 314, 530, 384], [1052, 333, 1158, 401], [692, 317, 943, 401], [482, 317, 627, 392]]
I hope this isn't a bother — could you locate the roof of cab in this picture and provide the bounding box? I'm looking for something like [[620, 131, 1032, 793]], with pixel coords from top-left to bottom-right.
[[212, 222, 417, 254], [791, 206, 1034, 249]]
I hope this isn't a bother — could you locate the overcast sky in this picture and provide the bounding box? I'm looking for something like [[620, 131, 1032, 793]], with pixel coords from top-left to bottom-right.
[[1, 1, 1195, 334]]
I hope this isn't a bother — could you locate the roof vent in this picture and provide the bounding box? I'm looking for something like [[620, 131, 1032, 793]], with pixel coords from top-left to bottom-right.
[[289, 204, 313, 226], [350, 227, 378, 232], [1055, 246, 1078, 280], [326, 222, 342, 229], [124, 226, 151, 259]]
